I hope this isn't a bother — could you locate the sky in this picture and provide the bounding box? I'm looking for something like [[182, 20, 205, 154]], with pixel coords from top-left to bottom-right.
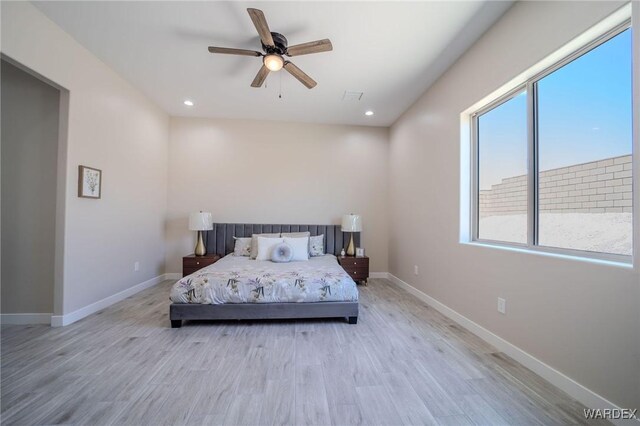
[[479, 29, 632, 190]]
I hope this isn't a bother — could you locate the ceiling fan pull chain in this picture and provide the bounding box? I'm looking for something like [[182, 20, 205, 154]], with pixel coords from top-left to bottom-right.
[[279, 71, 283, 99]]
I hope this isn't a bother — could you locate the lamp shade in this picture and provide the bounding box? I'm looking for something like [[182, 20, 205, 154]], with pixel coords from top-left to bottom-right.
[[189, 212, 213, 231], [341, 214, 362, 232]]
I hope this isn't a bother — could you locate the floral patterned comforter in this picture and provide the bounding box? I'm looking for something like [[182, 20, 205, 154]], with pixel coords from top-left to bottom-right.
[[170, 254, 359, 304]]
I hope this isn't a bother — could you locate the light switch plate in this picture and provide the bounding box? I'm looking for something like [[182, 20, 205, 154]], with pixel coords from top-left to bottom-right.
[[497, 297, 506, 314]]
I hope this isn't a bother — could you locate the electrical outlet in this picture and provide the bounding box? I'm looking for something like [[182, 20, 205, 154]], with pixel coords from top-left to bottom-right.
[[134, 261, 140, 272], [497, 297, 506, 314], [414, 265, 419, 275]]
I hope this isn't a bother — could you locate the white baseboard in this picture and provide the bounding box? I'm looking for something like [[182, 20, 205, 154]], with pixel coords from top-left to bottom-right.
[[50, 274, 170, 327], [165, 273, 182, 280], [0, 313, 52, 325], [386, 273, 637, 426]]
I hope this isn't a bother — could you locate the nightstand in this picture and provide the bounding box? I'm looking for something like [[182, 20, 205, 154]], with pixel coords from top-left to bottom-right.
[[337, 255, 369, 285], [183, 253, 221, 277]]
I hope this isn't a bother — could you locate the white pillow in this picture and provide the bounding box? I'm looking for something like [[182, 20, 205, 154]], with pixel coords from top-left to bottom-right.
[[233, 237, 251, 256], [256, 237, 284, 261], [250, 233, 280, 259], [283, 237, 309, 261], [282, 231, 311, 253]]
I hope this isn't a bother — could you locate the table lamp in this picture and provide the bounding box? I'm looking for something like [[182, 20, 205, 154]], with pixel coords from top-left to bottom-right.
[[341, 214, 362, 256], [189, 211, 213, 256]]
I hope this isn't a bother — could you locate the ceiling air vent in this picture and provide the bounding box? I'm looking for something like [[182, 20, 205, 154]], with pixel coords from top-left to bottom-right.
[[342, 91, 363, 101]]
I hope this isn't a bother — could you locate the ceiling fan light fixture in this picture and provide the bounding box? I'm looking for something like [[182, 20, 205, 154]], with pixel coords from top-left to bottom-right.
[[264, 54, 284, 72], [207, 8, 328, 89]]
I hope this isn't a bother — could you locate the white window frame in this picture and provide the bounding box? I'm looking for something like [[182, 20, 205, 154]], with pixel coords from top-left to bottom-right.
[[470, 20, 633, 264]]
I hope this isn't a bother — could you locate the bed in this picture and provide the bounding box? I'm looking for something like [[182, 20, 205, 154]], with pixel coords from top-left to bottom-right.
[[169, 223, 359, 328]]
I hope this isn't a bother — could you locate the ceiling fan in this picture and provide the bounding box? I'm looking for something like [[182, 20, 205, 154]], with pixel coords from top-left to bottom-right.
[[208, 8, 332, 89]]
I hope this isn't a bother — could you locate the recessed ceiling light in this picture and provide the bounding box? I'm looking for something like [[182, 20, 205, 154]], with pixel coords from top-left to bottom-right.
[[183, 100, 194, 106], [365, 110, 374, 116]]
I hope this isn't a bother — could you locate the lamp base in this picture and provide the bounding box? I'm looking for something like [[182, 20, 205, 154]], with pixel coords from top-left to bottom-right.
[[346, 233, 355, 256], [194, 231, 206, 256]]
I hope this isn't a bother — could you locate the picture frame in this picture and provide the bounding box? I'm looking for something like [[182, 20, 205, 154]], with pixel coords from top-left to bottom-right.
[[78, 165, 102, 199], [356, 247, 365, 257]]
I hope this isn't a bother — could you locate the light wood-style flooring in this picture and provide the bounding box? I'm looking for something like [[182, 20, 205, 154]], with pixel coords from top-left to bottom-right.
[[1, 279, 607, 425]]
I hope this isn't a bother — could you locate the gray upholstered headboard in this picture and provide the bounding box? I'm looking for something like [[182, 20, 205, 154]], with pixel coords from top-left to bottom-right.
[[205, 223, 360, 257]]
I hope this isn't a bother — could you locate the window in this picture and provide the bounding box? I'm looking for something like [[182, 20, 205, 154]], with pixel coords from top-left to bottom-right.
[[472, 24, 633, 260], [477, 90, 528, 244]]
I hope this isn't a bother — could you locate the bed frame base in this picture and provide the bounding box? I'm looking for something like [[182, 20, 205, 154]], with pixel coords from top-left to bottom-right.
[[170, 302, 358, 328]]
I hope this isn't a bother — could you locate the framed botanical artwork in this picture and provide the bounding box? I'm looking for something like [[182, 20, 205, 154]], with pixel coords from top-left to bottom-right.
[[356, 247, 365, 257], [78, 165, 102, 199]]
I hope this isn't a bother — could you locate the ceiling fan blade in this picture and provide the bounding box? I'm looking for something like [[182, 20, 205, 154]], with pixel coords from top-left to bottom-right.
[[283, 61, 317, 89], [251, 65, 270, 88], [208, 46, 262, 57], [286, 39, 333, 57], [247, 8, 275, 47]]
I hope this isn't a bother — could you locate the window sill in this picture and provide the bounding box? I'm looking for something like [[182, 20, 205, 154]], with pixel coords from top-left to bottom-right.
[[460, 240, 633, 269]]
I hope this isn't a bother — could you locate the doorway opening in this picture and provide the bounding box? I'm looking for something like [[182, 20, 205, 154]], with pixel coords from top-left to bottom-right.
[[1, 57, 68, 325]]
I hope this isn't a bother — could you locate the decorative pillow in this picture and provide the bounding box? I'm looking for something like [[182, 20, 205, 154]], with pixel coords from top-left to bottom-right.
[[256, 237, 284, 261], [250, 233, 280, 259], [233, 237, 252, 256], [283, 237, 310, 261], [271, 243, 293, 263], [309, 234, 325, 257]]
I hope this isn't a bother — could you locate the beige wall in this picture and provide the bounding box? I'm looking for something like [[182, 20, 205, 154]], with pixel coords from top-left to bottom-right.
[[389, 1, 639, 409], [1, 61, 59, 314], [1, 2, 170, 314], [167, 117, 389, 273]]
